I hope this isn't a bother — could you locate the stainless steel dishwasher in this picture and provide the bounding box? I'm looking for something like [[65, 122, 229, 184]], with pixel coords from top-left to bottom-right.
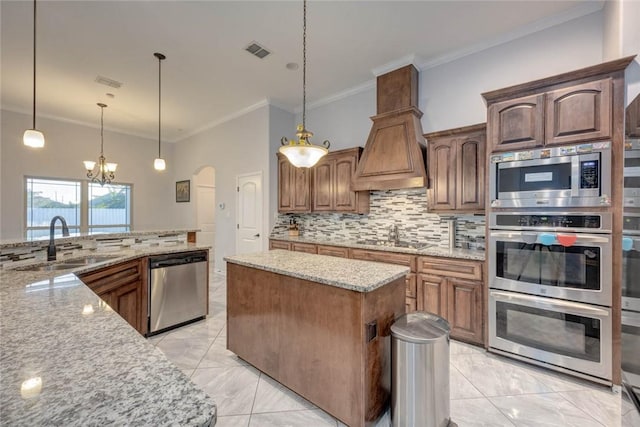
[[148, 250, 208, 335]]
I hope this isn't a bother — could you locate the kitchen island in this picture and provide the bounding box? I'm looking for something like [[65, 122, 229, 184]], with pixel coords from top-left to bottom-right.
[[0, 244, 216, 426], [225, 250, 409, 427]]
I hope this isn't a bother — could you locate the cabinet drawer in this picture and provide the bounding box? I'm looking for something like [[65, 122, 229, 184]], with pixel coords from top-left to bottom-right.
[[317, 245, 349, 258], [269, 239, 291, 250], [417, 256, 482, 281], [79, 259, 142, 295], [405, 273, 417, 298], [349, 248, 417, 271], [291, 242, 317, 254]]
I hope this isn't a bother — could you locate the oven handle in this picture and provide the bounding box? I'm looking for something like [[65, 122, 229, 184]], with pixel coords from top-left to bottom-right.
[[490, 230, 611, 244], [491, 290, 610, 318], [571, 155, 580, 197]]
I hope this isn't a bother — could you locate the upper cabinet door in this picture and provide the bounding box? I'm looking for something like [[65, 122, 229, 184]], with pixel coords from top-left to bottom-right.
[[277, 155, 294, 212], [334, 155, 357, 211], [545, 78, 612, 146], [313, 159, 334, 211], [428, 139, 456, 211], [626, 93, 640, 137], [291, 167, 311, 212], [488, 94, 545, 152], [456, 133, 485, 211]]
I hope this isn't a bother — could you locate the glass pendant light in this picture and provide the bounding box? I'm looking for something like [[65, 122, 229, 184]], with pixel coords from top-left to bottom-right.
[[154, 52, 166, 171], [84, 103, 117, 186], [23, 0, 45, 148], [279, 0, 329, 168]]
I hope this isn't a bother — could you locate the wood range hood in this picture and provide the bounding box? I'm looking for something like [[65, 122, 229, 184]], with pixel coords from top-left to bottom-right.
[[352, 65, 427, 191]]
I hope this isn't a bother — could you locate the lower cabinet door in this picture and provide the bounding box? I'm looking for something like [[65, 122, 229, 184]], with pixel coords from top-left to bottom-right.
[[405, 297, 417, 313], [417, 274, 447, 317], [446, 278, 483, 345]]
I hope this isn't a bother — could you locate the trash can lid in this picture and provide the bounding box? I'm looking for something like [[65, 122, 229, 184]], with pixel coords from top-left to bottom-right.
[[391, 311, 451, 344]]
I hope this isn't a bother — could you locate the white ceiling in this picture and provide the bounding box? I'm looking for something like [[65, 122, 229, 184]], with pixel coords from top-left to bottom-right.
[[1, 0, 603, 142]]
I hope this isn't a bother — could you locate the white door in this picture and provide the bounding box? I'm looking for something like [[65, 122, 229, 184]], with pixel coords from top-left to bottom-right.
[[236, 172, 263, 254], [196, 185, 215, 249]]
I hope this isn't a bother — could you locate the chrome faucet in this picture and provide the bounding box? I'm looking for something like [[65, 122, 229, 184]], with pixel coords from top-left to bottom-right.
[[388, 224, 399, 244], [47, 216, 70, 261]]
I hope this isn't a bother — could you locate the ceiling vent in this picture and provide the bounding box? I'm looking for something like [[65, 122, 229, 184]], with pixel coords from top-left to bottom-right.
[[95, 76, 122, 89], [245, 42, 271, 59]]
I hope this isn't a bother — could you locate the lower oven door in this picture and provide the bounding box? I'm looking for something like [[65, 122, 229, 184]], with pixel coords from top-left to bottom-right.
[[489, 290, 612, 381], [489, 230, 612, 306]]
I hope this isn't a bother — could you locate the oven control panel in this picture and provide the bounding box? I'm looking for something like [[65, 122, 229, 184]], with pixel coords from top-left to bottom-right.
[[490, 212, 611, 232]]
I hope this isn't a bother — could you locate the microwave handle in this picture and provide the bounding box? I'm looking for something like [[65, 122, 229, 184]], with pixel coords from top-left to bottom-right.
[[571, 155, 580, 198], [491, 290, 610, 318]]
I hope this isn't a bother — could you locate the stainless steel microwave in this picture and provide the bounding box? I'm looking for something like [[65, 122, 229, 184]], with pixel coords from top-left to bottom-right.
[[489, 142, 611, 209]]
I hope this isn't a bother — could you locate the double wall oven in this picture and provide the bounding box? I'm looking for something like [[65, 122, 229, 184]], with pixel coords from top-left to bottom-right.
[[488, 141, 614, 384]]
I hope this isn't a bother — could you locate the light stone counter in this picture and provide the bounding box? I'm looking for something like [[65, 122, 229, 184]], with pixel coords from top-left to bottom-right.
[[269, 233, 486, 261], [0, 243, 216, 426], [225, 250, 410, 292]]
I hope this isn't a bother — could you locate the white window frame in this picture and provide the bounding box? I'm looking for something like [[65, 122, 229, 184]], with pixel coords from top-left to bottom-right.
[[24, 176, 133, 238]]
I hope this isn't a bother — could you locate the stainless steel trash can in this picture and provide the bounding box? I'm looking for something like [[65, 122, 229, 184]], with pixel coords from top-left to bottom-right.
[[391, 311, 451, 427]]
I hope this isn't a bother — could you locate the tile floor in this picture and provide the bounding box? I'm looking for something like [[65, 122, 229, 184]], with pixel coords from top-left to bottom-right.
[[149, 273, 640, 427]]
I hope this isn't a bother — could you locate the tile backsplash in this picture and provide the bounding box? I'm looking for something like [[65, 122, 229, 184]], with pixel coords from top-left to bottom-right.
[[271, 188, 486, 249]]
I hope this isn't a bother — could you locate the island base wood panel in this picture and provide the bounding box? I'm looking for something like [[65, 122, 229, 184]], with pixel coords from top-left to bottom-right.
[[226, 263, 405, 427]]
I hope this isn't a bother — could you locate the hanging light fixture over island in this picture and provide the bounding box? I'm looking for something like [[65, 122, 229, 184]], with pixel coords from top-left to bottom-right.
[[83, 103, 117, 186], [23, 0, 45, 148], [153, 52, 166, 171], [279, 0, 329, 168]]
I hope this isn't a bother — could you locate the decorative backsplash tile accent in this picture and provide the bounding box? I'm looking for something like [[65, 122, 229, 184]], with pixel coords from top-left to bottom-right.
[[271, 188, 485, 250]]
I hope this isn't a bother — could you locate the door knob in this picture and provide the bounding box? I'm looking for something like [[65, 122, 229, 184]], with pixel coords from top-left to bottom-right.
[[254, 233, 260, 238]]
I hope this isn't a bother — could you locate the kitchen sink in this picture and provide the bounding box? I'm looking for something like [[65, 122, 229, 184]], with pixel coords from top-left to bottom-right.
[[355, 240, 433, 250], [15, 254, 120, 272]]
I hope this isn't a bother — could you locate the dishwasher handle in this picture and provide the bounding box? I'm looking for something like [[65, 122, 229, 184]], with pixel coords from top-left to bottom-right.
[[149, 251, 208, 269]]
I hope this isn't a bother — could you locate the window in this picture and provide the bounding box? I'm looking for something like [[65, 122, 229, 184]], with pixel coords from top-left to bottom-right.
[[25, 177, 132, 239]]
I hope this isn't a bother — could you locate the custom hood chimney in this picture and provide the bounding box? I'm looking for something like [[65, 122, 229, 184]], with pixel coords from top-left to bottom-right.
[[352, 65, 427, 191]]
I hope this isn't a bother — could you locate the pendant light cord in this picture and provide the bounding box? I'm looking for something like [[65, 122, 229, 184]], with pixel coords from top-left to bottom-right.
[[302, 0, 306, 129], [100, 105, 104, 155], [32, 0, 37, 129], [158, 55, 162, 158]]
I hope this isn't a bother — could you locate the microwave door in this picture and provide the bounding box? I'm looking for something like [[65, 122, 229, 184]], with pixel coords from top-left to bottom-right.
[[497, 156, 574, 200]]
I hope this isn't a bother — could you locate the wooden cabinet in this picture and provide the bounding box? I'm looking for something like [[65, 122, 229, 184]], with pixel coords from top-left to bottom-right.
[[487, 94, 545, 152], [317, 244, 349, 258], [486, 78, 613, 153], [78, 258, 148, 335], [277, 153, 311, 213], [425, 123, 486, 213], [291, 242, 317, 254], [417, 255, 484, 345], [350, 248, 418, 311], [269, 239, 291, 250], [313, 148, 369, 214], [627, 93, 640, 137]]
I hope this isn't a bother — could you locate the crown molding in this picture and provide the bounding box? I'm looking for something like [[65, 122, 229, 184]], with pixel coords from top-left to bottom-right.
[[295, 79, 376, 114], [1, 104, 157, 142], [371, 54, 423, 77], [265, 98, 294, 114], [417, 1, 605, 70], [173, 99, 272, 142]]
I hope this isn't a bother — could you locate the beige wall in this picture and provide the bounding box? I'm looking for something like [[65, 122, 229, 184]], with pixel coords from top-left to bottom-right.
[[0, 109, 176, 239]]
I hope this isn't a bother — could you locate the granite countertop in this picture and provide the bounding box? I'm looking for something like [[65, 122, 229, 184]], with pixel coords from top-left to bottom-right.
[[269, 234, 486, 261], [0, 243, 216, 426], [225, 250, 410, 292]]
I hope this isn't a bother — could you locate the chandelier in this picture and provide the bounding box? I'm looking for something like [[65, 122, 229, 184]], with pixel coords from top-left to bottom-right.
[[279, 0, 329, 168], [83, 103, 117, 186]]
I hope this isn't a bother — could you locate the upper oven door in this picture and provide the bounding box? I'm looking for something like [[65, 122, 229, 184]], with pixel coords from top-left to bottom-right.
[[489, 230, 612, 306], [490, 152, 603, 208]]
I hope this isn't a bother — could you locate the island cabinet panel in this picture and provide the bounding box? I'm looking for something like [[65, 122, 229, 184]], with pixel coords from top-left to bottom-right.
[[317, 244, 350, 258], [416, 256, 484, 346], [227, 263, 405, 427], [545, 79, 612, 146], [488, 93, 545, 152], [78, 258, 148, 335]]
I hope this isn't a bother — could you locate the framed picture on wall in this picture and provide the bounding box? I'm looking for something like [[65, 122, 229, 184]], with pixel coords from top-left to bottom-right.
[[176, 180, 190, 203]]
